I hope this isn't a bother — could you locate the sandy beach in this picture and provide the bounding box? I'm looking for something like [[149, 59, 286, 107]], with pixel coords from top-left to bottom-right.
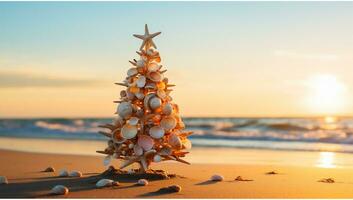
[[1, 149, 353, 198]]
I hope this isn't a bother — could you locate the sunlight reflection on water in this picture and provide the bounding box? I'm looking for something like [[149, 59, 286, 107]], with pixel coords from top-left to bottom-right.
[[316, 152, 336, 168]]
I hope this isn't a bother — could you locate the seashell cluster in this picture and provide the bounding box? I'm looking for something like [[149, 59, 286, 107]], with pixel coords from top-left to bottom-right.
[[97, 24, 192, 172]]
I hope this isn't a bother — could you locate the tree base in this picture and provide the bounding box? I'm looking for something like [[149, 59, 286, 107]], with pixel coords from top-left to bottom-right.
[[101, 166, 178, 181]]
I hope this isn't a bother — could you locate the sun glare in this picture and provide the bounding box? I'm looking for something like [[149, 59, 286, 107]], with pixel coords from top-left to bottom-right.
[[306, 74, 347, 115]]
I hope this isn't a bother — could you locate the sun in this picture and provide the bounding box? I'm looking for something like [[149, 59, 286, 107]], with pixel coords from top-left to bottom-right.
[[306, 74, 347, 115]]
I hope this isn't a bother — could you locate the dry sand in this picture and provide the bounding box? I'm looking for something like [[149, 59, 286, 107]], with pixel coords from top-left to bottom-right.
[[0, 149, 352, 198]]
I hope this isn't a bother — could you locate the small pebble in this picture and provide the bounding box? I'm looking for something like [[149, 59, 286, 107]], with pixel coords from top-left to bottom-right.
[[210, 174, 224, 181], [137, 179, 148, 186], [43, 167, 55, 172], [51, 185, 69, 195], [69, 170, 82, 177], [0, 176, 8, 184], [96, 179, 119, 188], [59, 170, 69, 177]]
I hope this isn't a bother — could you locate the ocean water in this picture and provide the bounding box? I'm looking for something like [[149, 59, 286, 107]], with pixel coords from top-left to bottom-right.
[[1, 117, 353, 154]]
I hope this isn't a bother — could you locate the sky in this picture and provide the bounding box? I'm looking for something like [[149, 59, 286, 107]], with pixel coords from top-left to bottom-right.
[[0, 2, 353, 118]]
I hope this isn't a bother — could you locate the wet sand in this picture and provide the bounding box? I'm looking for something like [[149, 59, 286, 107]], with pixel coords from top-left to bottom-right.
[[1, 149, 353, 198]]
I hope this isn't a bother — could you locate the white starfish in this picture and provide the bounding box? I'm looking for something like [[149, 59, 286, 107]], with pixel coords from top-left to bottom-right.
[[133, 24, 161, 50]]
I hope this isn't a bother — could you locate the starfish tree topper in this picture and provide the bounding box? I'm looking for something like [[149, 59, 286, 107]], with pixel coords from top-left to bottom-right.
[[133, 24, 161, 50]]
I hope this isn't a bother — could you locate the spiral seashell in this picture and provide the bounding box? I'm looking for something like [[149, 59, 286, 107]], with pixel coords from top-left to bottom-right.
[[136, 76, 146, 88], [162, 103, 173, 115], [133, 144, 143, 156], [127, 68, 138, 77], [160, 116, 177, 131], [121, 124, 138, 139], [149, 97, 162, 110], [147, 71, 163, 82], [149, 126, 165, 139], [168, 133, 182, 149], [117, 102, 133, 119], [51, 185, 69, 195], [137, 135, 154, 151]]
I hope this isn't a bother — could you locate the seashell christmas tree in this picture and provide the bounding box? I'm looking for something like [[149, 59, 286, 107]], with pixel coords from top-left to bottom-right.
[[97, 24, 192, 173]]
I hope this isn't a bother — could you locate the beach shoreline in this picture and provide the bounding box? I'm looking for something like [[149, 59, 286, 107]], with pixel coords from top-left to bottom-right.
[[1, 149, 353, 198]]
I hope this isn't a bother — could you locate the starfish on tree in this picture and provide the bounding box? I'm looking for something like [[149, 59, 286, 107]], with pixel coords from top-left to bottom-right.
[[133, 24, 161, 50]]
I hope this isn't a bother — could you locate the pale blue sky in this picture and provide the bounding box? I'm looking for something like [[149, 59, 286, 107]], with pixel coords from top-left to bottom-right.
[[0, 2, 353, 117]]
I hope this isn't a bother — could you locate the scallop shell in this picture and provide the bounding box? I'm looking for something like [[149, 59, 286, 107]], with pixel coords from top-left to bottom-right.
[[136, 59, 145, 68], [59, 170, 69, 177], [149, 126, 165, 139], [147, 71, 163, 82], [210, 174, 224, 182], [137, 179, 149, 186], [160, 116, 177, 131], [137, 135, 154, 151], [162, 103, 173, 115], [168, 133, 182, 149], [153, 154, 162, 162], [0, 176, 8, 184], [128, 117, 139, 126], [133, 144, 144, 156], [144, 93, 156, 110], [121, 124, 138, 139], [149, 97, 162, 110], [96, 179, 114, 188], [136, 76, 146, 88], [117, 102, 133, 119], [148, 62, 161, 72], [69, 170, 82, 177], [51, 185, 69, 195], [112, 129, 126, 143], [127, 68, 138, 77]]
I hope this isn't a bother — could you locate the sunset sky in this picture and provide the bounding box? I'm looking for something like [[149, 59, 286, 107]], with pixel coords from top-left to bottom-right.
[[0, 2, 353, 118]]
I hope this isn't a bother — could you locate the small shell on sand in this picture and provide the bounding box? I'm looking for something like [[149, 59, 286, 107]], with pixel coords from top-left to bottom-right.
[[51, 185, 69, 195], [210, 174, 224, 181], [137, 179, 148, 186], [167, 185, 182, 192], [0, 176, 8, 184], [69, 170, 82, 177], [43, 167, 55, 172], [59, 170, 69, 177], [96, 179, 120, 188]]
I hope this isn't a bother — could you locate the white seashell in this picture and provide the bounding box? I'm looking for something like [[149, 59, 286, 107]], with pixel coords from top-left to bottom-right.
[[0, 176, 8, 184], [51, 185, 69, 195], [160, 116, 177, 131], [147, 71, 163, 82], [144, 93, 156, 110], [183, 139, 192, 149], [59, 170, 69, 177], [149, 97, 162, 110], [149, 126, 165, 139], [162, 103, 173, 115], [128, 117, 139, 126], [133, 145, 144, 156], [128, 143, 134, 149], [69, 170, 82, 177], [121, 124, 138, 139], [117, 102, 133, 119], [136, 59, 145, 68], [96, 179, 114, 188], [137, 135, 154, 151], [135, 92, 145, 100], [153, 154, 162, 162], [211, 174, 224, 182], [137, 179, 149, 186], [136, 76, 146, 88], [168, 133, 182, 149], [127, 68, 138, 77], [148, 62, 161, 72]]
